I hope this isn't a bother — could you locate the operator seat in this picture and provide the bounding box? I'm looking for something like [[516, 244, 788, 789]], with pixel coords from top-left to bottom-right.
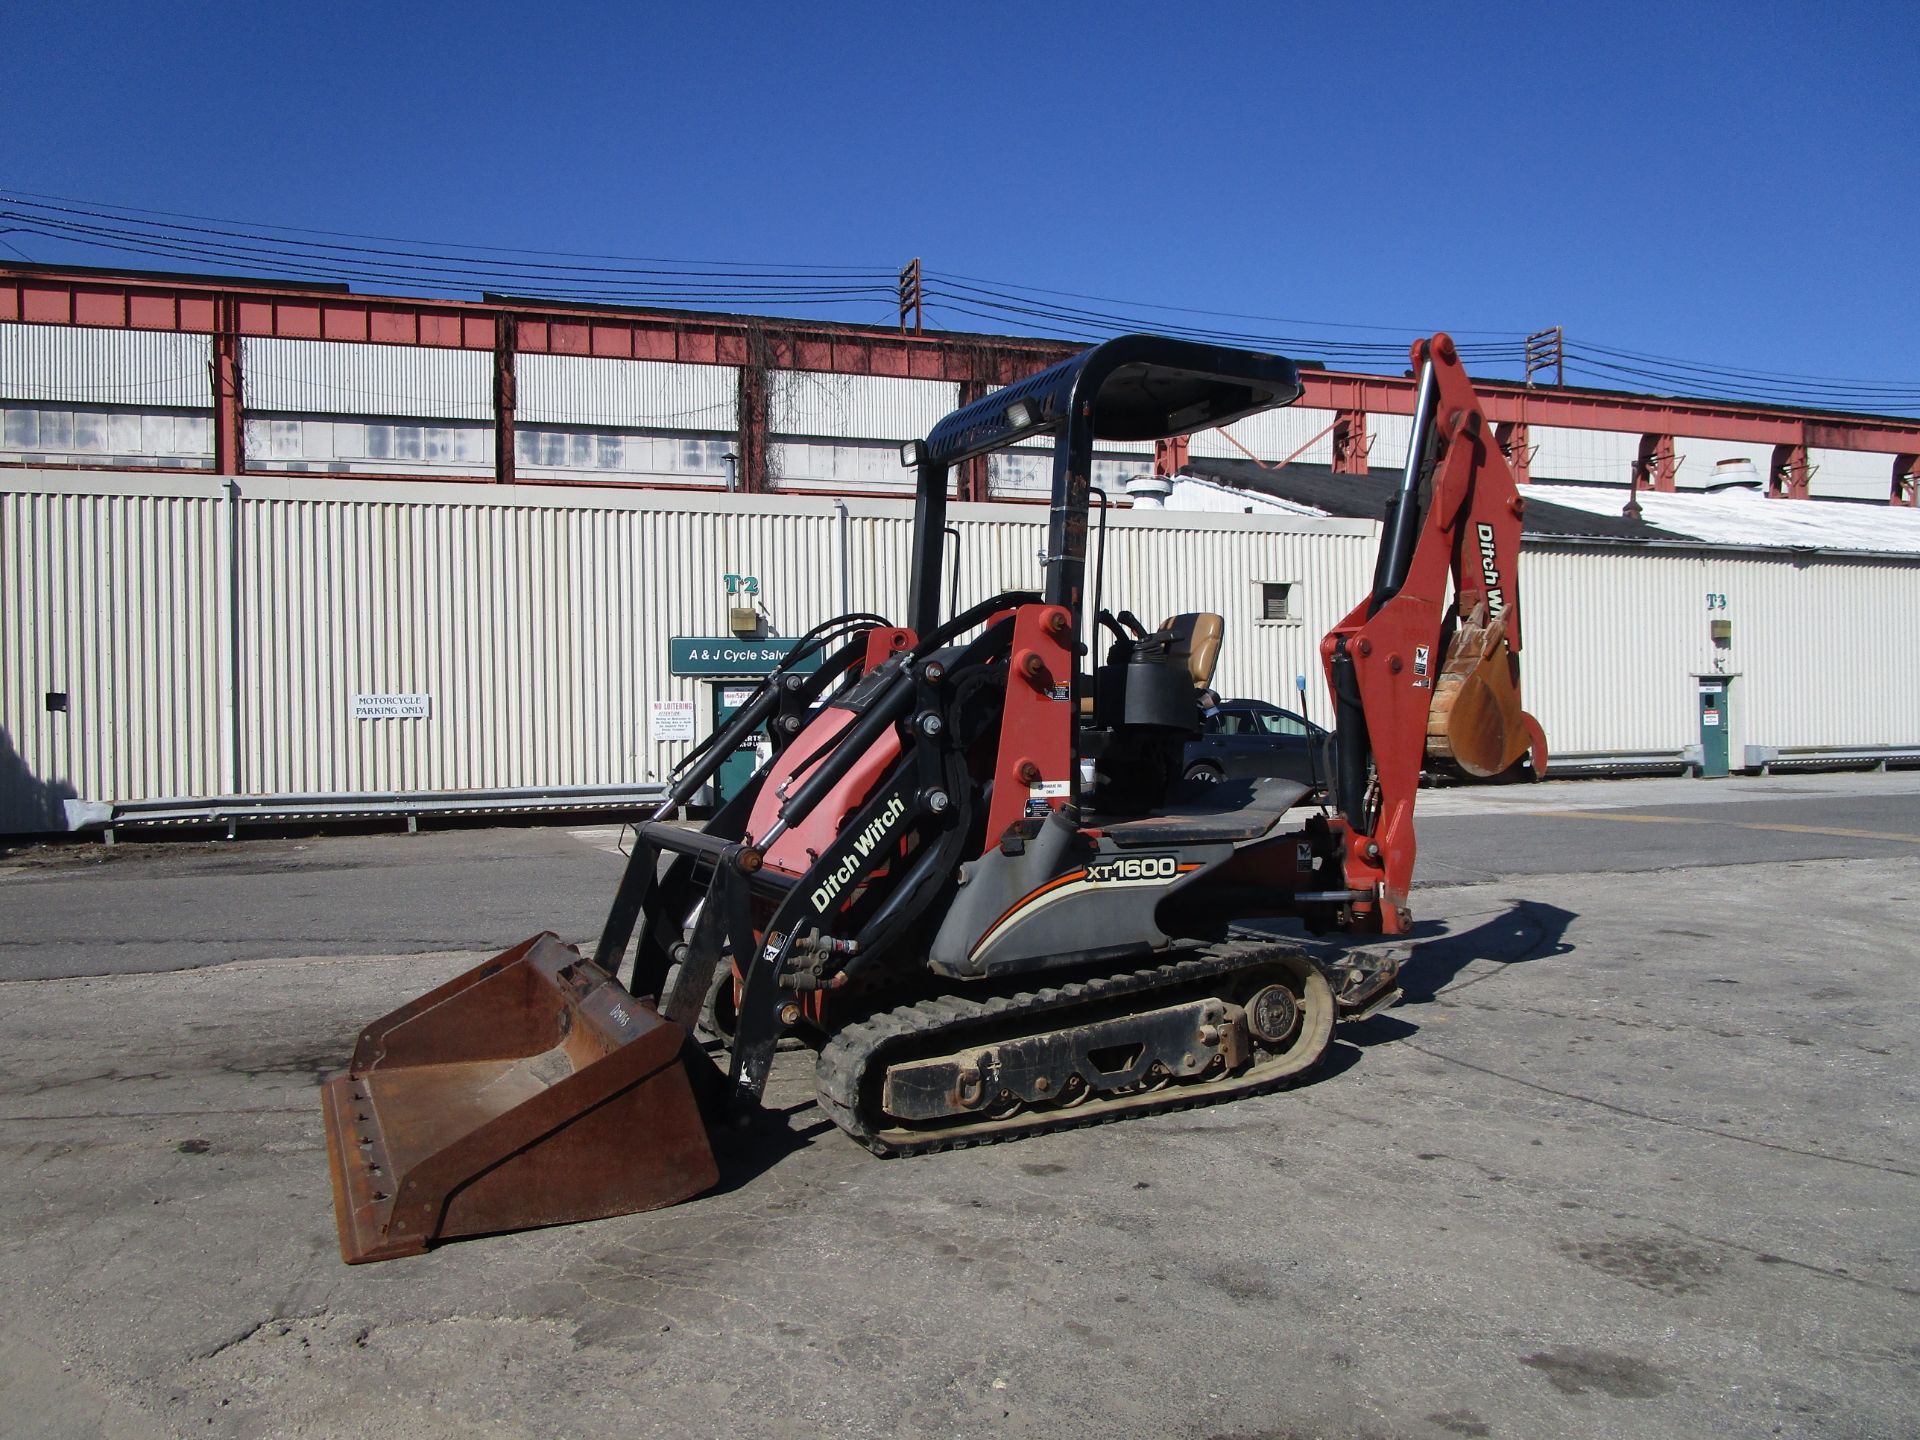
[[1159, 612, 1223, 691], [1085, 610, 1228, 816]]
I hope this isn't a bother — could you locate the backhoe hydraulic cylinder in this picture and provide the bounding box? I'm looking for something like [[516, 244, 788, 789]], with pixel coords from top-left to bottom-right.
[[1370, 357, 1438, 615]]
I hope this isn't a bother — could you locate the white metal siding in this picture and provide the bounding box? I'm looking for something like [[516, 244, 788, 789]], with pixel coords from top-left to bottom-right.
[[0, 475, 226, 828], [1189, 405, 1339, 465], [242, 338, 493, 421], [0, 322, 210, 408], [1528, 425, 1639, 485], [1808, 447, 1901, 503], [1521, 546, 1710, 755], [516, 354, 736, 429], [1366, 412, 1414, 473], [771, 370, 957, 443], [1708, 551, 1917, 752], [6, 468, 1918, 828], [231, 484, 850, 796], [1522, 544, 1920, 757], [1083, 512, 1377, 711]]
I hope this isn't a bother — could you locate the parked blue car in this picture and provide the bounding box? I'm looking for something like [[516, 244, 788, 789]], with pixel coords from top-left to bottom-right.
[[1184, 698, 1331, 792]]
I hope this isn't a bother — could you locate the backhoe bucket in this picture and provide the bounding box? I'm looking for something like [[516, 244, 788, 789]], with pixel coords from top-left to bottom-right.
[[1426, 609, 1548, 778], [320, 934, 718, 1264]]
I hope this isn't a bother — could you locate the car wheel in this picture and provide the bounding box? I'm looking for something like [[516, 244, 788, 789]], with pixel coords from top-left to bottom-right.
[[1184, 763, 1223, 784]]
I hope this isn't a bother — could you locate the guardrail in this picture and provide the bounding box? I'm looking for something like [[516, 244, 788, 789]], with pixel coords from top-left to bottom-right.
[[61, 784, 671, 842]]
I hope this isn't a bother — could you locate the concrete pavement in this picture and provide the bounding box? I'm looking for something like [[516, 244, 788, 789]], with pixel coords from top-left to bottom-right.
[[0, 776, 1915, 1438]]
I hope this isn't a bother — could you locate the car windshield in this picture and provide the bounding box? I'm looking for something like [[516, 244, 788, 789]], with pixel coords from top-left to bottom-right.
[[1212, 707, 1310, 737], [1251, 711, 1307, 736]]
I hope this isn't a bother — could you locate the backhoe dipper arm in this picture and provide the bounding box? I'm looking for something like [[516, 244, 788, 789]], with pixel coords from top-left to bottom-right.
[[1320, 333, 1547, 936]]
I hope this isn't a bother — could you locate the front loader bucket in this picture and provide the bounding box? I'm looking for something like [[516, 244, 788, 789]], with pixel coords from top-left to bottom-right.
[[320, 934, 718, 1264]]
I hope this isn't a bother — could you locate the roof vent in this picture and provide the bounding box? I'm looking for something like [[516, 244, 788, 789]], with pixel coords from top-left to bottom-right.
[[1705, 457, 1762, 493], [1125, 473, 1173, 509]]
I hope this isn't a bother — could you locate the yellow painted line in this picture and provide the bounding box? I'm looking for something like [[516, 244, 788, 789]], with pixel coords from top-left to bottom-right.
[[1532, 810, 1692, 825], [1531, 809, 1920, 844], [1728, 821, 1920, 844]]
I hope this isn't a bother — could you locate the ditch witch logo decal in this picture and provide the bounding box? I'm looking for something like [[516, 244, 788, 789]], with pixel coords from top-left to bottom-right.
[[1475, 522, 1507, 620], [810, 795, 909, 914]]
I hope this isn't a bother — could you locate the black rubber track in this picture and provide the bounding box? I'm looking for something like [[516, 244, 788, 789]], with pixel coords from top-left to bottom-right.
[[814, 941, 1332, 1156]]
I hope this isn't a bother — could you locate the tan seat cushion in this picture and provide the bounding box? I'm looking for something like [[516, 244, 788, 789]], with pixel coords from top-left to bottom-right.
[[1160, 612, 1224, 688]]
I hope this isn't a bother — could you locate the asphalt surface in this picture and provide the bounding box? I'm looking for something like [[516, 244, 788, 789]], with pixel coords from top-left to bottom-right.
[[0, 772, 1915, 1438], [0, 825, 619, 981]]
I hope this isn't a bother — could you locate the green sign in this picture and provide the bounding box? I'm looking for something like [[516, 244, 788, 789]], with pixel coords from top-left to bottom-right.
[[668, 636, 821, 677]]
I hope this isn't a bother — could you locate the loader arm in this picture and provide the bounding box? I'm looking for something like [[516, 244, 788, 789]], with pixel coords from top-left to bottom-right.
[[1320, 333, 1548, 936]]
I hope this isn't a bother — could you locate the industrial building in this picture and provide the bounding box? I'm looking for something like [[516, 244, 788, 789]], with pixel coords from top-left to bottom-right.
[[4, 263, 1919, 834]]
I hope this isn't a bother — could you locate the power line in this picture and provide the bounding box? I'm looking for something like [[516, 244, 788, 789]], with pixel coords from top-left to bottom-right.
[[928, 266, 1533, 340], [0, 185, 895, 272], [2, 187, 1913, 414], [1567, 341, 1920, 400]]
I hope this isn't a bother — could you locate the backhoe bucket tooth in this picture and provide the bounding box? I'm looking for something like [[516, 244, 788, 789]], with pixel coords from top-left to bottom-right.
[[320, 933, 719, 1264]]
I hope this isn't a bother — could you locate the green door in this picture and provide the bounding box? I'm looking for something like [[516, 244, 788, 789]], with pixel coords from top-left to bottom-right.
[[711, 683, 770, 805], [1698, 680, 1730, 779]]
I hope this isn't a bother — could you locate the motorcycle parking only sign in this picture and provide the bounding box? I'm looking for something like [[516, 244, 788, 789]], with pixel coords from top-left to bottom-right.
[[352, 693, 432, 719]]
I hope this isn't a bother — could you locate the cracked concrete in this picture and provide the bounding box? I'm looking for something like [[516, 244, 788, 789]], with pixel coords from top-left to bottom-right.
[[0, 795, 1916, 1438]]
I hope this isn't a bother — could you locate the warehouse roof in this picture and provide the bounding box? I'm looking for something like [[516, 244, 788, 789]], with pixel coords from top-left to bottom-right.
[[1183, 457, 1920, 556], [1519, 483, 1920, 555], [1185, 458, 1669, 541]]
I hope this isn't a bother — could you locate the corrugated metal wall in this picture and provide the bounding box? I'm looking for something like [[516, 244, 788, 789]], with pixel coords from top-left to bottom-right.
[[770, 371, 955, 441], [1189, 405, 1337, 466], [231, 480, 853, 797], [517, 355, 737, 430], [1, 473, 227, 829], [241, 338, 492, 421], [1528, 425, 1639, 485], [4, 468, 1916, 829], [1, 322, 211, 408], [1522, 543, 1920, 758], [7, 323, 1913, 505]]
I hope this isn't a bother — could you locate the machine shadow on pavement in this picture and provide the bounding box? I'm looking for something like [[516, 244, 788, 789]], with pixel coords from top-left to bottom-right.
[[704, 1099, 840, 1198], [1395, 900, 1578, 1004]]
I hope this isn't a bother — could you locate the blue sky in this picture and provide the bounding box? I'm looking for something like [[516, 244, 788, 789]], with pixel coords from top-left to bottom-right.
[[5, 1, 1916, 404]]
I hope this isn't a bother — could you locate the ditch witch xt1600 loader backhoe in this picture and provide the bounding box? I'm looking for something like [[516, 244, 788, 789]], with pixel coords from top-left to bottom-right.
[[321, 332, 1546, 1262]]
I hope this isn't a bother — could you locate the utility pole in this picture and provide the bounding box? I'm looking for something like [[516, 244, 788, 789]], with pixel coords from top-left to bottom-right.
[[1525, 327, 1564, 387], [898, 258, 923, 336]]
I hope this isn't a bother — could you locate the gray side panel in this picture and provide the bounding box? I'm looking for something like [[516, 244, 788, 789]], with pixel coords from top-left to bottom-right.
[[929, 809, 1233, 979]]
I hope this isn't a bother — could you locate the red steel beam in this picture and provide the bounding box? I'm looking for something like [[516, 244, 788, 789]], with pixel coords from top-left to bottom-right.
[[0, 267, 1064, 387], [5, 265, 1918, 455], [1330, 409, 1370, 475], [1769, 443, 1811, 501], [1494, 421, 1532, 484], [1296, 369, 1920, 454], [210, 295, 244, 476], [493, 315, 517, 486]]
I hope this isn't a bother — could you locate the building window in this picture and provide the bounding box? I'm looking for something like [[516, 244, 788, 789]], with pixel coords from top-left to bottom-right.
[[1261, 582, 1293, 621]]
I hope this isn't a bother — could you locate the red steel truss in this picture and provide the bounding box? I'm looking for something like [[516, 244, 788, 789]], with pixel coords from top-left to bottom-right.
[[6, 265, 1919, 499]]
